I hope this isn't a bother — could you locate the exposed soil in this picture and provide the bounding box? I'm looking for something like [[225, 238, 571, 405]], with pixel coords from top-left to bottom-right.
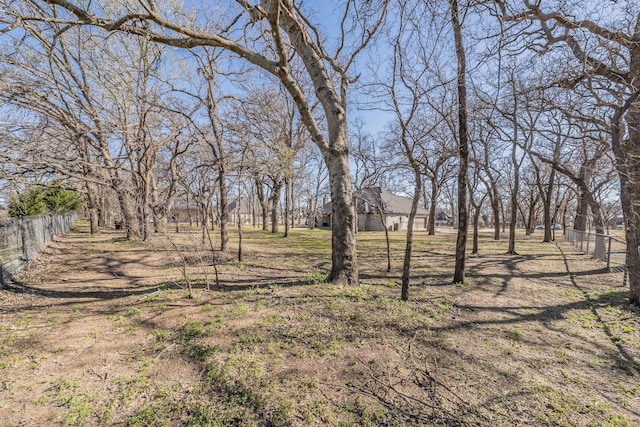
[[0, 223, 638, 426]]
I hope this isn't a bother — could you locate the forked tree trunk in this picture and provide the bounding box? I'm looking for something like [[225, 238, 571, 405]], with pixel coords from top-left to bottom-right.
[[254, 178, 269, 231]]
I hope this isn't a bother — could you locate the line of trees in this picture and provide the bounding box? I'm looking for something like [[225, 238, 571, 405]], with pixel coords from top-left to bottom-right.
[[0, 0, 637, 304]]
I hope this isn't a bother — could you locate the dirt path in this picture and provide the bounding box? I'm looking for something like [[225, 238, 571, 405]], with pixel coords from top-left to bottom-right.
[[0, 228, 184, 425]]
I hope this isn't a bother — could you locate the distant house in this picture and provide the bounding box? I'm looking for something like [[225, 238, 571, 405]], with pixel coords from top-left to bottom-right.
[[171, 203, 200, 223], [436, 211, 453, 226], [228, 198, 253, 225], [318, 187, 429, 231]]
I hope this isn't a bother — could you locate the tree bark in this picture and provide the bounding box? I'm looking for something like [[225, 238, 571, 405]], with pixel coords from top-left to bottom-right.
[[270, 181, 282, 234], [451, 0, 469, 283], [218, 176, 230, 251], [324, 150, 358, 286], [574, 191, 588, 232], [472, 204, 481, 254], [254, 178, 269, 231], [611, 93, 640, 305], [284, 176, 291, 237], [402, 173, 422, 301], [428, 182, 438, 235]]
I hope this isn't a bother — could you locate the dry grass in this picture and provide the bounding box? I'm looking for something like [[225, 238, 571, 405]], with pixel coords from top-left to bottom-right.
[[0, 221, 638, 426]]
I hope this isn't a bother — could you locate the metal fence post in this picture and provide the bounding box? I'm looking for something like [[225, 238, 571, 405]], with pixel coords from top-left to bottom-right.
[[606, 237, 612, 271], [586, 233, 590, 255]]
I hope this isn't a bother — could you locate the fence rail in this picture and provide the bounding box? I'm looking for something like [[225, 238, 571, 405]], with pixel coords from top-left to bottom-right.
[[564, 228, 627, 272], [0, 212, 76, 286]]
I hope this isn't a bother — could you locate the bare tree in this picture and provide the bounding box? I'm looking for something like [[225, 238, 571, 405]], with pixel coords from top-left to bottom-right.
[[233, 86, 309, 236], [468, 160, 488, 254], [376, 0, 452, 300], [495, 0, 640, 303], [13, 0, 389, 286], [449, 0, 470, 283]]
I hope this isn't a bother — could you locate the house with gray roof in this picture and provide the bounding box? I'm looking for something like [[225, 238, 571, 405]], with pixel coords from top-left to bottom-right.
[[318, 187, 429, 231]]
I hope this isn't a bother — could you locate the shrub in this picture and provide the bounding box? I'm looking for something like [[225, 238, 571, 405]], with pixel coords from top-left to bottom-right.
[[8, 183, 83, 218]]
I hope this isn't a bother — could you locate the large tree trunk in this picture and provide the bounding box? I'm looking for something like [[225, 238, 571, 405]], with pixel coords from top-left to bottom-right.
[[451, 0, 469, 283], [324, 151, 358, 286], [611, 93, 640, 305], [122, 194, 142, 239], [625, 113, 640, 305], [574, 191, 589, 232]]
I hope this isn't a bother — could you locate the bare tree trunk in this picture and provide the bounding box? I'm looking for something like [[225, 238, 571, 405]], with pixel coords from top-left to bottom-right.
[[270, 181, 282, 234], [122, 194, 142, 239], [254, 178, 269, 231], [542, 145, 560, 242], [237, 207, 243, 262], [472, 204, 481, 254], [84, 182, 100, 234], [428, 182, 438, 235], [490, 193, 501, 240], [451, 0, 469, 284], [377, 207, 392, 272], [324, 151, 358, 286], [574, 191, 588, 232], [543, 168, 556, 242], [507, 102, 521, 255], [284, 176, 291, 237], [611, 95, 640, 304], [507, 190, 518, 254], [291, 179, 296, 227], [218, 176, 229, 251], [401, 173, 422, 301]]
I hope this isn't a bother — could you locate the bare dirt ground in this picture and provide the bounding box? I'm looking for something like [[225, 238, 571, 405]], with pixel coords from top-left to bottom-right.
[[0, 222, 638, 426]]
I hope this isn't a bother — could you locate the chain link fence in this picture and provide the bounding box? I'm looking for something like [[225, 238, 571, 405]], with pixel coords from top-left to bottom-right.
[[564, 228, 627, 273], [0, 213, 76, 287]]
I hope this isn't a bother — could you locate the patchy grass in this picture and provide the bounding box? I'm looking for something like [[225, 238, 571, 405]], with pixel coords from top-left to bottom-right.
[[0, 224, 638, 426]]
